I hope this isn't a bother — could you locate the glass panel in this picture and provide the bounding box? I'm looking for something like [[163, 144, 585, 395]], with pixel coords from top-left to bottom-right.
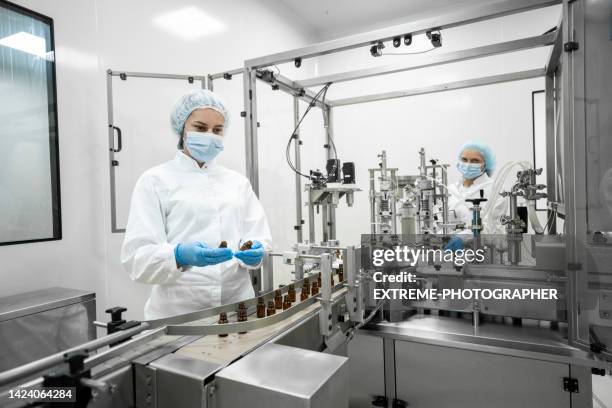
[[111, 77, 201, 229], [581, 0, 612, 360], [0, 1, 60, 244]]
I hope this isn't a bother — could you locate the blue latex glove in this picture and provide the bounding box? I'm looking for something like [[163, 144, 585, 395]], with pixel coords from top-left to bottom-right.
[[444, 235, 464, 252], [174, 242, 233, 267], [234, 240, 265, 266]]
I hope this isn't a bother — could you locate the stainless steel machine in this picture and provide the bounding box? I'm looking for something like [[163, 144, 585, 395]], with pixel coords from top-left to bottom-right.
[[2, 0, 610, 407]]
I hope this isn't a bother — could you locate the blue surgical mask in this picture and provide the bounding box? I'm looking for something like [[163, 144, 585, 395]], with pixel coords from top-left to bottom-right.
[[457, 162, 483, 180], [185, 131, 224, 163]]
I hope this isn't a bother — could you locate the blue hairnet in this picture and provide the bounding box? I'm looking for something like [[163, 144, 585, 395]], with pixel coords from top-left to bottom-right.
[[457, 140, 496, 176], [170, 89, 230, 147]]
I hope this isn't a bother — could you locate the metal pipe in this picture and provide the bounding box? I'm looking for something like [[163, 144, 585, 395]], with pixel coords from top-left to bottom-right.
[[243, 68, 260, 194], [326, 107, 337, 240], [308, 187, 316, 242], [293, 96, 303, 243], [0, 323, 150, 387], [106, 70, 124, 234], [208, 67, 244, 80], [328, 206, 337, 240], [390, 169, 398, 234], [107, 70, 207, 81], [369, 169, 377, 234], [321, 203, 329, 243], [441, 166, 450, 234], [244, 0, 560, 68], [262, 252, 274, 293], [297, 33, 556, 88], [310, 245, 347, 250], [331, 69, 546, 107]]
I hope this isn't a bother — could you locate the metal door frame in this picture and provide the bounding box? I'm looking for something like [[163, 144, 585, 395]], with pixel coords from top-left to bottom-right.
[[105, 70, 207, 233]]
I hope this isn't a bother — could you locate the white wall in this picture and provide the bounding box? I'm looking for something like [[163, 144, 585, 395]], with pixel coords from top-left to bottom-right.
[[0, 0, 315, 322]]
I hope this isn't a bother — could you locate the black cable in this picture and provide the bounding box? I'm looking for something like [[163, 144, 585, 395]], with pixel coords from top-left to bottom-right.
[[285, 83, 332, 180]]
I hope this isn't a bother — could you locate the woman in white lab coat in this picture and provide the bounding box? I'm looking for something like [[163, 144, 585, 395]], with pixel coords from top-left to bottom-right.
[[121, 89, 272, 320], [445, 140, 506, 250]]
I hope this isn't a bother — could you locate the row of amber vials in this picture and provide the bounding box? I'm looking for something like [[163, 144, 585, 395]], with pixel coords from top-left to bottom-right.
[[218, 302, 249, 337], [221, 268, 346, 337]]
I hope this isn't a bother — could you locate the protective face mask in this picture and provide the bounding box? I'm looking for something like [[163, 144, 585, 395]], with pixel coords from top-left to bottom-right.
[[185, 131, 224, 163], [457, 162, 484, 180]]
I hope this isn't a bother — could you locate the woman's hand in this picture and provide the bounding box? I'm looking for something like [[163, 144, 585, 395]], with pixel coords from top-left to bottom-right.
[[444, 235, 464, 252], [175, 242, 233, 268], [234, 240, 264, 266]]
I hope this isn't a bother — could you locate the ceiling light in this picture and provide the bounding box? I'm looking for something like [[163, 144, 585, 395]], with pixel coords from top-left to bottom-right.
[[0, 32, 47, 58], [153, 7, 225, 40]]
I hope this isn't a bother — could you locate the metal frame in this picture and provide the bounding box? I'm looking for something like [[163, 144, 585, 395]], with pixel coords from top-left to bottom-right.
[[232, 0, 560, 244], [297, 32, 556, 88], [208, 4, 604, 361], [330, 69, 546, 107], [557, 0, 609, 359], [105, 69, 207, 233], [244, 0, 560, 68]]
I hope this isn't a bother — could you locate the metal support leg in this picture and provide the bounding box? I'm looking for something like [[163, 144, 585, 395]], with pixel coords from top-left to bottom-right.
[[293, 96, 303, 243], [308, 188, 316, 243], [321, 203, 329, 243], [328, 205, 337, 240], [319, 254, 333, 337], [243, 68, 260, 195], [383, 338, 396, 402], [369, 169, 377, 234], [262, 252, 274, 293], [345, 246, 364, 324]]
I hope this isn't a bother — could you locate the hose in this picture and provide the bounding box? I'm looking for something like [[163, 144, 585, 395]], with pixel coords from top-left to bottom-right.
[[528, 200, 544, 234]]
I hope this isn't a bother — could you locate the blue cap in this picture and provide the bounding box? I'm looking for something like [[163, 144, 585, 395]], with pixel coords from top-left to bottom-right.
[[170, 89, 230, 147], [457, 140, 496, 176]]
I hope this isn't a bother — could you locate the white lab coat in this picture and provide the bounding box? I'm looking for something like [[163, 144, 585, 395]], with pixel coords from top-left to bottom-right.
[[447, 173, 507, 235], [121, 151, 272, 320]]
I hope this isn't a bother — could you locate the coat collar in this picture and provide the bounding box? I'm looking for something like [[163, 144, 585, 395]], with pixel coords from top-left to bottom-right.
[[460, 173, 491, 190], [174, 151, 218, 172]]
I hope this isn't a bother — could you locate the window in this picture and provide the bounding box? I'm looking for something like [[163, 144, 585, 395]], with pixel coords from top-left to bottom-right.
[[0, 0, 61, 245]]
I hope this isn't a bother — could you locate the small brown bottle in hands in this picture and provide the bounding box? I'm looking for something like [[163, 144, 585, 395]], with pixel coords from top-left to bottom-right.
[[219, 241, 228, 248], [240, 240, 253, 250]]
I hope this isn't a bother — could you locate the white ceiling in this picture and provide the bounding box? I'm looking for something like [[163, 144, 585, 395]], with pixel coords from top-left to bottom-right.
[[278, 0, 494, 40]]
